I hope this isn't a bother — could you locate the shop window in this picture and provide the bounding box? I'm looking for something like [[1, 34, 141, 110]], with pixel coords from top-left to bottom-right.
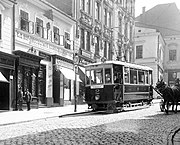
[[138, 70, 145, 84], [65, 32, 71, 49], [105, 68, 112, 83], [35, 18, 44, 38], [130, 69, 137, 84], [20, 10, 29, 32]]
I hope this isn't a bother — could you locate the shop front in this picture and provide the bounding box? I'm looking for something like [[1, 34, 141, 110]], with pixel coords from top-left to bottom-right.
[[0, 51, 17, 110], [13, 50, 43, 108], [52, 55, 74, 106]]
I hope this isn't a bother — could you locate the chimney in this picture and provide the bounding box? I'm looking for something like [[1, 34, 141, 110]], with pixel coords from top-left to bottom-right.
[[142, 6, 146, 14]]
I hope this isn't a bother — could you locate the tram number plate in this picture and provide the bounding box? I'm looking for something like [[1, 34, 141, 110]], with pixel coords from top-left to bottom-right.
[[91, 85, 104, 89]]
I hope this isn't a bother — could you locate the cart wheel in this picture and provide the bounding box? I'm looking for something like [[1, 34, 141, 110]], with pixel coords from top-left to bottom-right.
[[160, 100, 165, 112]]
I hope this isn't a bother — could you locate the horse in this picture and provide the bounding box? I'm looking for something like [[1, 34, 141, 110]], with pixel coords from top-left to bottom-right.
[[155, 80, 180, 114]]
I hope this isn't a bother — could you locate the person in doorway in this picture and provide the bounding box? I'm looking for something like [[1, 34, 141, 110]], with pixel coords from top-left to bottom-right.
[[17, 87, 23, 111], [24, 89, 32, 111]]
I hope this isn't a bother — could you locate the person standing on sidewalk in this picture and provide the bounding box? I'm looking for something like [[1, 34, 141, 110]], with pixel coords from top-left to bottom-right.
[[17, 87, 23, 111], [24, 89, 32, 111]]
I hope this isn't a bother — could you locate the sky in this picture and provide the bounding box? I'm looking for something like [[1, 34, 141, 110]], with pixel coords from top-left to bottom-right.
[[135, 0, 180, 17]]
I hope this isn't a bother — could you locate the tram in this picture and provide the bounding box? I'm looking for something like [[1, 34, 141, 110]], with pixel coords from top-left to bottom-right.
[[84, 60, 153, 112]]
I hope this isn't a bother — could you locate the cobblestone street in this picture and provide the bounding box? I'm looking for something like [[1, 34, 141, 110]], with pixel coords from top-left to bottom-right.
[[0, 103, 180, 145]]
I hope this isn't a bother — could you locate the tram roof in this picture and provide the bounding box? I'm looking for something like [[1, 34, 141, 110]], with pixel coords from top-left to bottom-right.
[[85, 61, 153, 71]]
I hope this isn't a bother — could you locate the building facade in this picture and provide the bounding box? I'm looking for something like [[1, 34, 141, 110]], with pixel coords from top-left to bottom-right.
[[134, 26, 165, 96], [14, 0, 77, 107], [0, 0, 17, 110], [164, 35, 180, 86]]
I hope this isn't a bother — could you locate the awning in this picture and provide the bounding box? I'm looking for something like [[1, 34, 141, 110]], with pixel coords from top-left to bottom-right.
[[0, 72, 9, 83], [60, 67, 75, 80], [59, 67, 82, 82]]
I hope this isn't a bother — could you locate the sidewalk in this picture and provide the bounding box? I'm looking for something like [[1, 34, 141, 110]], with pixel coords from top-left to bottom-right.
[[0, 99, 160, 126], [0, 104, 90, 126]]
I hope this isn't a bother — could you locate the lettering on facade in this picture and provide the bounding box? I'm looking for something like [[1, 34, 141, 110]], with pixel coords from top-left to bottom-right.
[[56, 59, 73, 69], [15, 30, 73, 60]]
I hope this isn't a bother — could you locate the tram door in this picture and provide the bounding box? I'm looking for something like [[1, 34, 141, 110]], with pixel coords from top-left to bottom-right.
[[38, 65, 46, 104]]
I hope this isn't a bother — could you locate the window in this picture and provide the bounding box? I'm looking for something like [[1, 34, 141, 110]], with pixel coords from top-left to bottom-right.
[[104, 41, 107, 58], [65, 32, 71, 49], [81, 0, 85, 11], [91, 69, 103, 84], [53, 26, 60, 45], [86, 31, 90, 51], [95, 2, 100, 21], [145, 71, 149, 84], [108, 12, 112, 28], [130, 69, 137, 84], [124, 67, 130, 83], [105, 68, 112, 83], [0, 14, 1, 40], [20, 10, 29, 32], [138, 70, 145, 84], [95, 36, 100, 55], [114, 65, 122, 84], [136, 45, 143, 59], [87, 0, 91, 14], [36, 18, 43, 38], [169, 49, 176, 61], [80, 28, 85, 49], [104, 8, 107, 25], [85, 70, 91, 85]]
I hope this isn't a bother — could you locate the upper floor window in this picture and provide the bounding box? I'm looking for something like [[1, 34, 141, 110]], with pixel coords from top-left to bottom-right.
[[95, 36, 100, 55], [36, 18, 43, 38], [53, 26, 60, 45], [65, 32, 71, 49], [169, 49, 176, 61], [108, 12, 112, 28], [86, 31, 90, 51], [104, 8, 107, 25], [81, 0, 91, 14], [136, 45, 143, 59], [95, 2, 100, 21], [80, 28, 85, 49], [0, 14, 1, 40], [20, 10, 29, 32]]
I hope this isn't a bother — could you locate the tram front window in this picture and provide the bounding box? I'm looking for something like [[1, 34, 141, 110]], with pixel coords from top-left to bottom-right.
[[105, 68, 112, 83], [91, 69, 103, 84]]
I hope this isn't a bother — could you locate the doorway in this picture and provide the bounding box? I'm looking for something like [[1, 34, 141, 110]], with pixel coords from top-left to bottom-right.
[[38, 65, 46, 104]]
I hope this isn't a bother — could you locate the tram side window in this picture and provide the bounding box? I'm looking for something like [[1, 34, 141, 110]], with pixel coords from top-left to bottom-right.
[[105, 68, 112, 83], [114, 65, 122, 84], [124, 67, 130, 83], [85, 70, 91, 85], [130, 69, 137, 84], [91, 69, 103, 84], [138, 70, 145, 84], [145, 71, 149, 84]]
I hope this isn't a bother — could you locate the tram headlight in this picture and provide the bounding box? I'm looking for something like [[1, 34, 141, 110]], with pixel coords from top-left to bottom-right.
[[95, 95, 100, 100]]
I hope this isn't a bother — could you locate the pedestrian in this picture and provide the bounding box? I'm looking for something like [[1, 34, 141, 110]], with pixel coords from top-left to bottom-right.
[[24, 88, 32, 111], [17, 87, 23, 111]]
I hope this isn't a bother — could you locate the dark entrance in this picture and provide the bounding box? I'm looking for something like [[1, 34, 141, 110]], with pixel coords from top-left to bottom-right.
[[0, 82, 9, 110], [38, 64, 46, 104]]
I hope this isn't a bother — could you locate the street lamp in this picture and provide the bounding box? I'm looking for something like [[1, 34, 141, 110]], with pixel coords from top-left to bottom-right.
[[74, 53, 80, 112]]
